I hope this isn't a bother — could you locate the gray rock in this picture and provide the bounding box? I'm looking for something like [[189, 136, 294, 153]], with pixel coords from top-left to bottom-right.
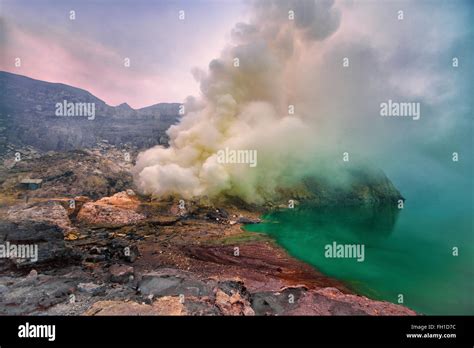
[[138, 274, 212, 298], [251, 287, 306, 315], [77, 282, 105, 296], [236, 217, 261, 224], [0, 275, 77, 315], [0, 221, 80, 270], [109, 264, 134, 283]]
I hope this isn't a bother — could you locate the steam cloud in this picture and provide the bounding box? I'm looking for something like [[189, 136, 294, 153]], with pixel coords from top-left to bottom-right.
[[134, 0, 341, 203], [133, 0, 469, 203]]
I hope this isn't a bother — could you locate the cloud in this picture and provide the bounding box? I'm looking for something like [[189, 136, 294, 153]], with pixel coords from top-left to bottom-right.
[[133, 0, 342, 202], [134, 0, 471, 202], [0, 0, 246, 108]]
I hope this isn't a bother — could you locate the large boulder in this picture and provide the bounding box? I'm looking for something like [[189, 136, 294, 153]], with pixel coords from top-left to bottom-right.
[[76, 191, 145, 226], [84, 297, 187, 316], [0, 221, 79, 270], [7, 201, 77, 235], [251, 286, 416, 316]]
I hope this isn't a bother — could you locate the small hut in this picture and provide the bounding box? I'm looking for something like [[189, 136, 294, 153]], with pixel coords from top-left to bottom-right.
[[20, 178, 43, 190]]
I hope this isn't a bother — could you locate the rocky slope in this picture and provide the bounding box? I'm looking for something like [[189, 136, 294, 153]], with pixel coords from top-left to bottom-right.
[[0, 150, 413, 316], [0, 144, 134, 200], [0, 190, 415, 316], [0, 71, 181, 152]]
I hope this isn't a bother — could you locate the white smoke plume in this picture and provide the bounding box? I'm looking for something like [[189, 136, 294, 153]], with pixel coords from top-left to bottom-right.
[[134, 0, 342, 203], [134, 0, 468, 204]]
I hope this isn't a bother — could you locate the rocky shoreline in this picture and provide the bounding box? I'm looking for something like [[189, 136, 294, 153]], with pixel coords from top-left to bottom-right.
[[0, 198, 415, 315], [0, 148, 415, 316]]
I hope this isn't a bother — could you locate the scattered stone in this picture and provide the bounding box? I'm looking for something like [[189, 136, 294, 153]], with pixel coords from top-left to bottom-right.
[[122, 244, 139, 263], [26, 269, 38, 279], [138, 273, 212, 298], [0, 284, 8, 294], [109, 264, 134, 283], [206, 208, 229, 222], [215, 290, 254, 316], [251, 286, 306, 315], [108, 240, 140, 263], [0, 275, 77, 315], [236, 217, 261, 224], [84, 296, 186, 316], [77, 282, 105, 296], [214, 280, 254, 316], [65, 232, 79, 241]]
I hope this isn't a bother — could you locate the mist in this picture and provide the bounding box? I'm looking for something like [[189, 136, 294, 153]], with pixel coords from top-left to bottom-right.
[[134, 0, 472, 204]]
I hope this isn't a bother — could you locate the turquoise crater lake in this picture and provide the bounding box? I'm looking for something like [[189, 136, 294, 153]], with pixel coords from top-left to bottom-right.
[[245, 178, 473, 315]]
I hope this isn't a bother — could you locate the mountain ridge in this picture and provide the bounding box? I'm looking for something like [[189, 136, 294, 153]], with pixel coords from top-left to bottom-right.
[[0, 71, 182, 152], [0, 71, 178, 112]]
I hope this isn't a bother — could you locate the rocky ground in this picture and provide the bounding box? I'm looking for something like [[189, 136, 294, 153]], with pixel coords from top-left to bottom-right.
[[0, 149, 415, 316]]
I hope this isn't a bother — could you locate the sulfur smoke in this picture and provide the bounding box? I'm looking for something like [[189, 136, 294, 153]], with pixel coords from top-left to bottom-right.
[[133, 0, 342, 203]]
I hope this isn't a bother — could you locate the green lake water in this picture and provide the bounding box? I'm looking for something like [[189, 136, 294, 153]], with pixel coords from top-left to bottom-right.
[[245, 176, 473, 315]]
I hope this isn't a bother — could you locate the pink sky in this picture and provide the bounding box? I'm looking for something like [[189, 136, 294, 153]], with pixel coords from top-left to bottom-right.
[[0, 2, 246, 108]]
